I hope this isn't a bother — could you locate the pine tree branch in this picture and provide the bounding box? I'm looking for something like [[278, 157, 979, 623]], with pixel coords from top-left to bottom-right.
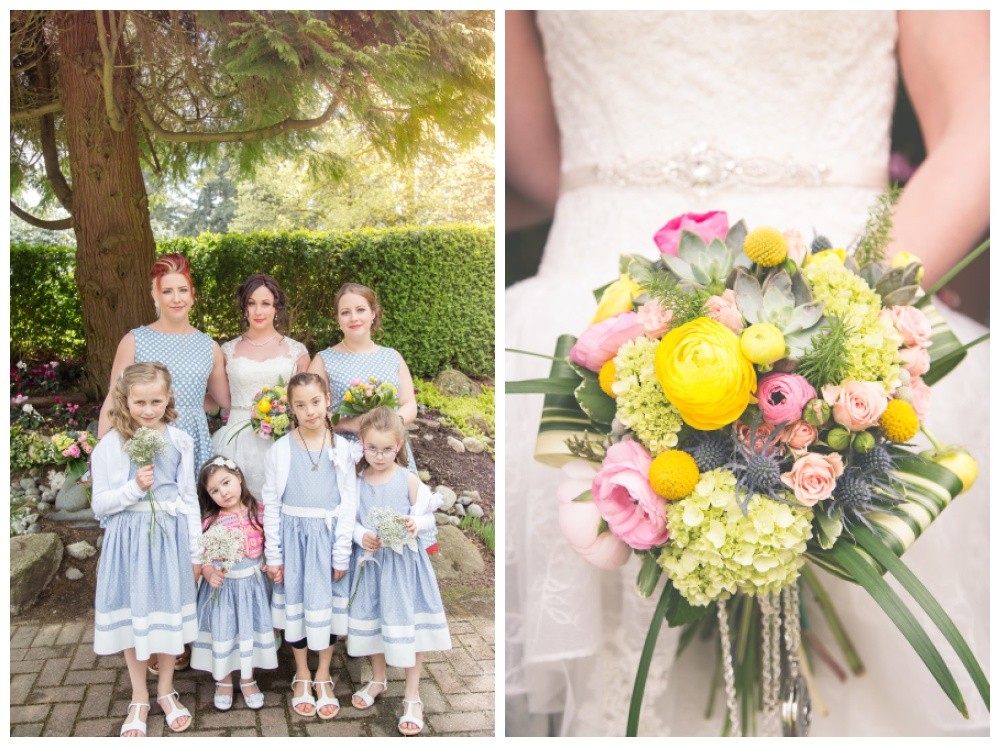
[[134, 88, 340, 143], [11, 101, 62, 122], [10, 201, 73, 230], [167, 10, 239, 103], [94, 10, 127, 132]]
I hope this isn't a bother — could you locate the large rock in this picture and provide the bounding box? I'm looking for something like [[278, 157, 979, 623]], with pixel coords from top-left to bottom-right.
[[429, 525, 485, 580], [55, 473, 90, 512], [11, 533, 63, 616], [433, 369, 482, 398]]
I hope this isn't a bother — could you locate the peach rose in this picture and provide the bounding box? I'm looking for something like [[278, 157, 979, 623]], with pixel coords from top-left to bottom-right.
[[781, 452, 844, 507], [783, 229, 808, 265], [569, 311, 645, 372], [882, 305, 932, 348], [591, 440, 670, 551], [822, 381, 889, 431], [705, 289, 745, 335], [778, 419, 819, 451], [909, 376, 932, 421], [899, 345, 931, 378], [637, 299, 673, 338]]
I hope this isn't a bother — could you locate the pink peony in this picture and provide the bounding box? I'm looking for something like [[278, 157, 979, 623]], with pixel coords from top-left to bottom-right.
[[757, 373, 817, 426], [910, 376, 932, 421], [556, 463, 632, 570], [899, 345, 931, 378], [822, 381, 888, 431], [882, 305, 932, 348], [780, 452, 844, 507], [705, 289, 745, 335], [636, 299, 673, 338], [784, 229, 808, 265], [591, 440, 670, 551], [653, 211, 729, 257], [778, 419, 819, 451], [569, 311, 645, 372]]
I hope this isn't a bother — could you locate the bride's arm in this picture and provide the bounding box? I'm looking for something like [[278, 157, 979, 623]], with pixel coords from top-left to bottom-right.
[[890, 10, 988, 288], [506, 10, 562, 231]]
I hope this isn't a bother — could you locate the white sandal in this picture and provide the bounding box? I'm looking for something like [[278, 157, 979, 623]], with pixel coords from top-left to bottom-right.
[[398, 698, 424, 736], [214, 681, 233, 712], [120, 702, 149, 737], [240, 679, 265, 710], [157, 691, 192, 733], [291, 677, 316, 717], [352, 679, 387, 710], [313, 679, 340, 720]]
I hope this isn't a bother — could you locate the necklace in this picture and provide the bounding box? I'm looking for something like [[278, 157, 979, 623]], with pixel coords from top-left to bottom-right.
[[296, 428, 327, 471], [341, 338, 375, 354], [243, 332, 281, 348]]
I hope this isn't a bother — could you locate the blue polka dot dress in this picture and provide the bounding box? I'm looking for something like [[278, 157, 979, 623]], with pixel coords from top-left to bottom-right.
[[270, 438, 351, 649], [133, 326, 215, 475], [347, 468, 451, 667], [93, 441, 198, 660]]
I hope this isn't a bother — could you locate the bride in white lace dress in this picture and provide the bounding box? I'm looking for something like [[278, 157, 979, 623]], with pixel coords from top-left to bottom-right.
[[505, 11, 989, 737], [212, 275, 310, 499]]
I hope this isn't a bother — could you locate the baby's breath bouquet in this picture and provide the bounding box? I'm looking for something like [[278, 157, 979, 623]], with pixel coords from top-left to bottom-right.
[[123, 426, 168, 538], [349, 507, 417, 606], [198, 524, 246, 605], [509, 196, 989, 736], [332, 378, 400, 424]]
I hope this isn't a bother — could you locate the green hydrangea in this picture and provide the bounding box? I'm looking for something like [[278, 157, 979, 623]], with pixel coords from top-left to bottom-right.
[[612, 336, 683, 454], [658, 468, 813, 606], [803, 260, 902, 388]]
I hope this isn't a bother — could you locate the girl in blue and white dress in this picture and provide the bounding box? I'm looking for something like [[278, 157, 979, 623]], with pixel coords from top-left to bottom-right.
[[348, 407, 451, 737], [262, 372, 359, 720], [190, 457, 278, 712], [91, 362, 200, 737]]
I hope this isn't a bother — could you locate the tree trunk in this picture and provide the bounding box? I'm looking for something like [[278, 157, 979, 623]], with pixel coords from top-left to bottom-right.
[[57, 11, 157, 398]]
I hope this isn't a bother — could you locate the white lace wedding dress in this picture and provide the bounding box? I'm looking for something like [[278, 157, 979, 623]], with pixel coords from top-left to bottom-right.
[[505, 11, 989, 737], [211, 337, 308, 500]]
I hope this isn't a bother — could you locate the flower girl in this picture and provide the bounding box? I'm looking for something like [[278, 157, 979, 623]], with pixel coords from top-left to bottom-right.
[[190, 456, 278, 711], [91, 362, 200, 736], [262, 372, 358, 719], [348, 407, 451, 736]]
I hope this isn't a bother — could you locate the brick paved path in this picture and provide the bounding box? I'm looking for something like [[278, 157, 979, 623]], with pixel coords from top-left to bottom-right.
[[9, 591, 494, 737]]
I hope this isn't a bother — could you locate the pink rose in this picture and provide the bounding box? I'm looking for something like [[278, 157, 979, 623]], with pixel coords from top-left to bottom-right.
[[82, 443, 93, 455], [653, 211, 729, 257], [822, 381, 888, 431], [910, 376, 932, 421], [899, 345, 931, 378], [733, 420, 779, 454], [556, 463, 631, 570], [591, 440, 670, 551], [64, 444, 81, 458], [569, 312, 645, 372], [77, 432, 89, 443], [757, 373, 817, 426], [636, 299, 673, 338], [783, 229, 808, 265], [778, 419, 819, 451], [882, 305, 932, 348], [780, 452, 844, 507], [705, 289, 745, 335]]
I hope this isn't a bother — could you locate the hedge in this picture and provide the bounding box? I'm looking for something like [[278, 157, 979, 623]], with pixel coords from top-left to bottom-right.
[[11, 225, 494, 378]]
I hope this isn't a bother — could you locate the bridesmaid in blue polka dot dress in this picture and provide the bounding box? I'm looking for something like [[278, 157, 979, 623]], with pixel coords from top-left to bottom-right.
[[100, 253, 230, 479]]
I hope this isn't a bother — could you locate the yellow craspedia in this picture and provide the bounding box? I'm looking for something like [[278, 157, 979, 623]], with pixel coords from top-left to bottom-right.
[[654, 317, 757, 431], [880, 399, 919, 442], [591, 273, 644, 324], [743, 227, 788, 267], [649, 450, 700, 500], [598, 359, 618, 398]]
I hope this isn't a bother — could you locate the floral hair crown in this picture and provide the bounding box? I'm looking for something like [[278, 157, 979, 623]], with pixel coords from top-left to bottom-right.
[[210, 456, 238, 471]]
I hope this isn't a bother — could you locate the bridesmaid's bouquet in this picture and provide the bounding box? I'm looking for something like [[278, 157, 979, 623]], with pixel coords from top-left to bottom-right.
[[248, 383, 291, 440], [198, 523, 246, 606], [509, 198, 989, 736], [332, 378, 400, 423], [122, 426, 168, 539], [349, 507, 417, 607]]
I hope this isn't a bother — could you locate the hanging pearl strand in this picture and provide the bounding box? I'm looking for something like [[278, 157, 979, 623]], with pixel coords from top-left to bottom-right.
[[717, 599, 742, 738]]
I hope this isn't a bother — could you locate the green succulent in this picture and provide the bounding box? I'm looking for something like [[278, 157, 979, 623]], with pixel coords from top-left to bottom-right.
[[660, 221, 751, 295], [858, 261, 922, 307], [733, 268, 825, 358]]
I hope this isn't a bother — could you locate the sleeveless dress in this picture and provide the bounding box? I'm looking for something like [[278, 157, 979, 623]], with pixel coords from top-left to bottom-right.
[[270, 438, 352, 649], [133, 326, 215, 475], [211, 337, 308, 499], [346, 468, 451, 667], [190, 508, 278, 679], [93, 440, 198, 660], [505, 11, 989, 737]]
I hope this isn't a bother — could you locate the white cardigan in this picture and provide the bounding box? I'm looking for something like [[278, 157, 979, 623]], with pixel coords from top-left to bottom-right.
[[351, 474, 441, 547], [90, 425, 201, 563], [261, 432, 360, 571]]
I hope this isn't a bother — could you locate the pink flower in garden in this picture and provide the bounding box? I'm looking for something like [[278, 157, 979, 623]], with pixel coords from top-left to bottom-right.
[[705, 289, 745, 335], [778, 419, 819, 452], [653, 211, 729, 256], [757, 373, 817, 426], [636, 299, 673, 339], [882, 305, 932, 348], [822, 381, 888, 431], [556, 461, 631, 570], [899, 345, 931, 378], [569, 312, 645, 372], [781, 452, 844, 507], [591, 440, 670, 551], [11, 395, 27, 406], [909, 377, 932, 421]]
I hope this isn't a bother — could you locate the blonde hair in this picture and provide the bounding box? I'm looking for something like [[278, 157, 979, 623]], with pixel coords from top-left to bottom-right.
[[108, 362, 178, 440], [334, 282, 383, 334], [358, 406, 408, 470]]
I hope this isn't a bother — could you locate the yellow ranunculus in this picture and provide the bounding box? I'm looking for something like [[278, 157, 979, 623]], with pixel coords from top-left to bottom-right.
[[344, 391, 353, 402], [591, 273, 643, 325], [890, 250, 925, 282], [654, 317, 756, 430], [804, 248, 846, 267], [257, 398, 272, 414]]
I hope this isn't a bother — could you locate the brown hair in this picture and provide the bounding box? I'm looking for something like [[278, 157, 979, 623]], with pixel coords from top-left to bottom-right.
[[197, 456, 263, 533], [150, 253, 196, 300], [286, 372, 336, 445], [237, 274, 289, 333], [358, 406, 408, 471], [334, 282, 383, 335], [108, 362, 178, 440]]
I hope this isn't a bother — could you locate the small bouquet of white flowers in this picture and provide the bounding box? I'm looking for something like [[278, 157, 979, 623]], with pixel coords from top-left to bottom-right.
[[198, 523, 246, 605], [349, 507, 417, 606], [122, 426, 168, 539]]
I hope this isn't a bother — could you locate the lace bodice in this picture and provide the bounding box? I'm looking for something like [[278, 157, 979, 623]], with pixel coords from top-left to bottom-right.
[[221, 337, 308, 411]]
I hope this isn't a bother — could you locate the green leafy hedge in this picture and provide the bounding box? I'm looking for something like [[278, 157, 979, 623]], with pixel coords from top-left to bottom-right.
[[11, 226, 494, 378]]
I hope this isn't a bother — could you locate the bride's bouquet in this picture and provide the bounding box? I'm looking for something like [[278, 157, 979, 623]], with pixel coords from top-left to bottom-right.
[[245, 383, 291, 440], [509, 200, 989, 736]]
